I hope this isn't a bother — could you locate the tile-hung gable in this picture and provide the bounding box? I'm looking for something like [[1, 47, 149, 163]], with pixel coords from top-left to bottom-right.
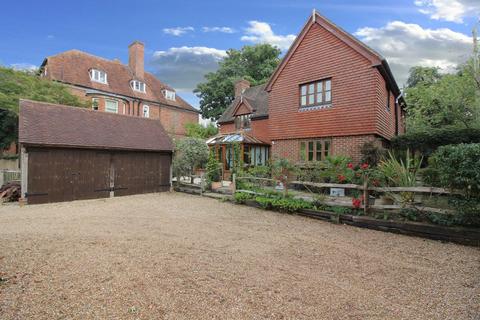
[[40, 49, 196, 113]]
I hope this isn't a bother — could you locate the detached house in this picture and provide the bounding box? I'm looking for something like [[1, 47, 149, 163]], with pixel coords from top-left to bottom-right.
[[212, 11, 406, 176], [39, 41, 199, 138]]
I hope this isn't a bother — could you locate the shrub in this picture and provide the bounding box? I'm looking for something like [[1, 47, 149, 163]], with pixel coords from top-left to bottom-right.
[[429, 143, 480, 197], [360, 141, 386, 166], [173, 137, 209, 181], [205, 149, 221, 183], [234, 192, 253, 204], [391, 128, 480, 157]]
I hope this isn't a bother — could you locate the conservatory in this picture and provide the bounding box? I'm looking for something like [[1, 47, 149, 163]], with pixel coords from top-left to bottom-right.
[[206, 132, 270, 180]]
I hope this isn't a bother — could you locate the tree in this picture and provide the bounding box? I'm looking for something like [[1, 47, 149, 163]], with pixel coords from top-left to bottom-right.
[[404, 63, 480, 131], [194, 44, 281, 120], [0, 66, 88, 149], [185, 123, 218, 139], [173, 137, 209, 182]]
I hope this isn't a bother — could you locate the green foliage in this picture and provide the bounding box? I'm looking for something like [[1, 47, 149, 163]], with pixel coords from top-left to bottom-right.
[[404, 63, 480, 132], [391, 127, 480, 157], [360, 141, 386, 166], [205, 149, 221, 183], [245, 165, 271, 178], [185, 123, 218, 139], [253, 194, 314, 213], [428, 143, 480, 197], [173, 137, 209, 179], [234, 191, 254, 204], [378, 151, 422, 204], [194, 44, 281, 120], [0, 66, 88, 149]]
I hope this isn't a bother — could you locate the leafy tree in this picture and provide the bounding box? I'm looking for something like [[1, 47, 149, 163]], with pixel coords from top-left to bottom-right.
[[0, 66, 88, 149], [173, 137, 209, 182], [185, 122, 218, 139], [194, 44, 281, 120], [404, 63, 480, 131]]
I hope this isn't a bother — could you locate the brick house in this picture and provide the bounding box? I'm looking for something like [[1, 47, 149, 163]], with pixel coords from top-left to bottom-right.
[[39, 41, 199, 139], [213, 11, 406, 175]]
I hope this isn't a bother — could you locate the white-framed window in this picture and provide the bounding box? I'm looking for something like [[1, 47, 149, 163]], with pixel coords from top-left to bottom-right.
[[130, 80, 146, 93], [143, 105, 150, 118], [164, 90, 176, 101], [92, 98, 99, 111], [89, 69, 107, 84], [105, 99, 118, 113]]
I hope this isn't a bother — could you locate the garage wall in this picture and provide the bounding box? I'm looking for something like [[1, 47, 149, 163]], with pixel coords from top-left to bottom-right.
[[25, 147, 171, 204]]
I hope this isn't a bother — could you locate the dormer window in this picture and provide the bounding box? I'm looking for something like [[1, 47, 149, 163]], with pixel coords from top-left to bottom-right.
[[164, 90, 176, 101], [235, 114, 251, 130], [89, 69, 107, 84], [130, 80, 146, 93]]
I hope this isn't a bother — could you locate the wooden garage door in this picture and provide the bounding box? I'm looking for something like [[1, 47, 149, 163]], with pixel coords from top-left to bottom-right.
[[113, 151, 171, 197], [26, 147, 171, 204]]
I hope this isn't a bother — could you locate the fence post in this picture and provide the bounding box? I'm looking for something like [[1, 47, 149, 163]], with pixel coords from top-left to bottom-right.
[[232, 173, 236, 194], [363, 178, 369, 215]]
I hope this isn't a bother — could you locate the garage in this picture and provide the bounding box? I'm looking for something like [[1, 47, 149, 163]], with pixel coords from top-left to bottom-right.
[[19, 99, 173, 204]]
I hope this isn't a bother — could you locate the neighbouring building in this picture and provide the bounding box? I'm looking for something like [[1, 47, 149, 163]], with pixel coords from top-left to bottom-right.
[[39, 41, 199, 139], [212, 11, 406, 177], [19, 99, 173, 204]]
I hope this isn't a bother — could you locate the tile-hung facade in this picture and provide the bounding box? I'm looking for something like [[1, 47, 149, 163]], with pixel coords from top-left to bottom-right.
[[215, 10, 406, 173], [40, 41, 199, 139]]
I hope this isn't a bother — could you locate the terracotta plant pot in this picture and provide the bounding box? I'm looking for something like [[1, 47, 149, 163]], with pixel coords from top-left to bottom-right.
[[211, 182, 222, 190]]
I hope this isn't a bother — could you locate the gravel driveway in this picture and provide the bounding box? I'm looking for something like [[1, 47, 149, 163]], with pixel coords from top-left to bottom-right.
[[0, 192, 479, 319]]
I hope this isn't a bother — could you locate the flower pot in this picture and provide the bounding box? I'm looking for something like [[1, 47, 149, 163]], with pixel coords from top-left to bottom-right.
[[211, 182, 222, 190]]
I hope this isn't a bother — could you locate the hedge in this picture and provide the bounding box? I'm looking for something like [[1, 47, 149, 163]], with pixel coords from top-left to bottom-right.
[[391, 128, 480, 156]]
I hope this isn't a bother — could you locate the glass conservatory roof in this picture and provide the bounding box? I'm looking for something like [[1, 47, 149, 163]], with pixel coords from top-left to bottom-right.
[[206, 132, 269, 145]]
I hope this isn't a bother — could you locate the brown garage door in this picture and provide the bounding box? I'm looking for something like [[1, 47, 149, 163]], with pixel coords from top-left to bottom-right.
[[26, 147, 171, 204]]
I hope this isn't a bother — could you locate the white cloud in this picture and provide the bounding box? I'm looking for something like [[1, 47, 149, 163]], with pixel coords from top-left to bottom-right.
[[162, 26, 194, 36], [150, 46, 227, 92], [355, 21, 472, 85], [241, 21, 296, 51], [414, 0, 480, 23], [202, 26, 235, 33], [10, 63, 38, 71]]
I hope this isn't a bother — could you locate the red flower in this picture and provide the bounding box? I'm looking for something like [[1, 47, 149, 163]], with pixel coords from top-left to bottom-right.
[[337, 175, 346, 183], [360, 163, 369, 170], [352, 198, 362, 209], [347, 163, 354, 169]]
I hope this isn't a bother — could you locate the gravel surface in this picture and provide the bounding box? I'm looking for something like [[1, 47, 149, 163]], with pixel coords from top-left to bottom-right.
[[0, 192, 479, 319]]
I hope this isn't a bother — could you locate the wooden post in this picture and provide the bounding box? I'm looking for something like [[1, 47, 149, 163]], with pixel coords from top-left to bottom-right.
[[20, 146, 28, 203], [363, 178, 369, 215], [232, 173, 236, 194]]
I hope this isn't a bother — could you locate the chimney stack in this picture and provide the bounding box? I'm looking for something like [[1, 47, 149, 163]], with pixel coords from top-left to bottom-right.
[[128, 41, 144, 79], [234, 79, 250, 97]]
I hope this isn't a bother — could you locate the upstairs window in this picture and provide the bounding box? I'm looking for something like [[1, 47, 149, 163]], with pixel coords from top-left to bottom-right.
[[234, 114, 251, 130], [164, 90, 176, 101], [143, 105, 150, 118], [89, 69, 107, 84], [130, 80, 146, 93], [300, 78, 332, 108]]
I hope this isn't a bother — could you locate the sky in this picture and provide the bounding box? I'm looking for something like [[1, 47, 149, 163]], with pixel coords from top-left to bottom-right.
[[1, 0, 479, 108]]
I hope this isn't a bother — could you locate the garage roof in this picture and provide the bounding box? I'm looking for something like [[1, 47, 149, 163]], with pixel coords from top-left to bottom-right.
[[19, 99, 174, 152]]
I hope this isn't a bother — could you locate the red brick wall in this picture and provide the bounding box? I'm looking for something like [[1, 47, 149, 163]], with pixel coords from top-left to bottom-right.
[[268, 22, 377, 141], [272, 134, 383, 164], [66, 85, 197, 137]]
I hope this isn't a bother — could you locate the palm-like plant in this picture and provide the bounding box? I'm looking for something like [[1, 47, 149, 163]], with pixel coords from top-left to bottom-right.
[[378, 151, 423, 204]]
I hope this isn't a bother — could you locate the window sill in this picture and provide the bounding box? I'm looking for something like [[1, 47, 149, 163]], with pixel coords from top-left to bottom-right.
[[90, 79, 108, 85], [299, 104, 332, 112]]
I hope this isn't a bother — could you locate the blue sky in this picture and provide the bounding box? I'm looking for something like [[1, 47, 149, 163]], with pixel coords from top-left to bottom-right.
[[1, 0, 479, 107]]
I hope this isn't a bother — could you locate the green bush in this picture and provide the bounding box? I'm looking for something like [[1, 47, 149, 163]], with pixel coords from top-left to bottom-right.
[[360, 141, 386, 166], [205, 150, 221, 183], [429, 143, 480, 197], [391, 128, 480, 157], [234, 192, 253, 204]]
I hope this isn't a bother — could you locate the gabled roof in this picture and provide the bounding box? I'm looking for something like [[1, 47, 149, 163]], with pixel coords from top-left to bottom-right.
[[19, 99, 173, 152], [265, 11, 401, 97], [218, 84, 268, 124], [40, 50, 199, 113]]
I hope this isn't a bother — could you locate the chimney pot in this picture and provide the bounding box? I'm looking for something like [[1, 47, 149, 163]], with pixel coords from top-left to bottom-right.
[[129, 41, 144, 79], [234, 79, 250, 97]]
